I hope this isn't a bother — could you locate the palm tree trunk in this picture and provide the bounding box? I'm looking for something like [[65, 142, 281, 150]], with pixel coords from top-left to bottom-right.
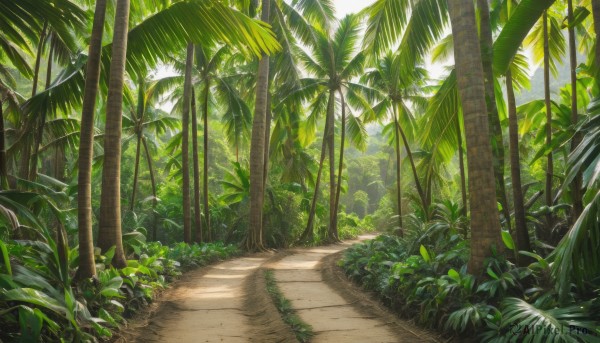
[[262, 90, 272, 192], [0, 100, 7, 189], [77, 0, 108, 279], [181, 43, 194, 244], [543, 11, 554, 226], [142, 137, 158, 241], [327, 90, 336, 241], [98, 0, 130, 268], [568, 0, 583, 220], [506, 69, 531, 258], [30, 41, 54, 180], [477, 0, 510, 232], [130, 132, 142, 211], [396, 105, 429, 219], [300, 110, 331, 243], [202, 79, 211, 242], [393, 107, 403, 233], [593, 0, 600, 77], [247, 0, 270, 251], [332, 90, 346, 241], [20, 22, 49, 181], [448, 0, 504, 275], [191, 87, 203, 243], [456, 115, 468, 217]]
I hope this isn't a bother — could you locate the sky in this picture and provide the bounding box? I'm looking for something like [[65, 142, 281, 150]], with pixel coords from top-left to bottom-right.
[[333, 0, 375, 17]]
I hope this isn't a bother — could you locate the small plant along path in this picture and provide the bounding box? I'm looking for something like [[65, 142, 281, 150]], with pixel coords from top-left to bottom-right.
[[269, 235, 437, 343]]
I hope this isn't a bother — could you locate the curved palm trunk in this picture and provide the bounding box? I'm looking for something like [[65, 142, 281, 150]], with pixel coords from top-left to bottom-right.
[[332, 90, 346, 242], [477, 0, 510, 232], [202, 80, 211, 242], [30, 42, 54, 180], [191, 88, 203, 243], [568, 0, 583, 221], [300, 109, 331, 242], [246, 0, 270, 251], [396, 104, 429, 219], [181, 43, 194, 244], [448, 0, 503, 275], [0, 100, 7, 189], [506, 69, 531, 259], [76, 0, 107, 279], [142, 137, 158, 241], [130, 81, 146, 211], [543, 11, 554, 226], [456, 115, 468, 217], [98, 0, 130, 268], [327, 91, 336, 241], [393, 109, 403, 233]]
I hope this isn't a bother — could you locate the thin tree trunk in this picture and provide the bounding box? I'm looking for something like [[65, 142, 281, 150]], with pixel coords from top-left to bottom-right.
[[98, 0, 130, 268], [246, 0, 270, 251], [30, 41, 54, 180], [506, 69, 531, 258], [181, 43, 194, 244], [456, 115, 468, 217], [393, 106, 403, 233], [77, 0, 108, 279], [592, 0, 600, 78], [262, 90, 272, 192], [191, 87, 203, 243], [0, 100, 7, 189], [448, 0, 504, 275], [202, 79, 211, 242], [20, 22, 49, 181], [568, 0, 583, 220], [300, 112, 331, 243], [543, 11, 554, 226], [396, 105, 429, 219], [477, 0, 510, 232], [130, 80, 145, 211], [327, 90, 336, 241], [142, 137, 158, 241], [332, 90, 346, 242]]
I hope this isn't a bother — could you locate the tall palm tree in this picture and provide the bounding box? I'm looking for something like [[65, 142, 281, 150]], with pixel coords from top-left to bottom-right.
[[98, 0, 131, 268], [77, 0, 108, 279], [247, 0, 271, 251], [447, 0, 503, 274], [181, 43, 194, 244]]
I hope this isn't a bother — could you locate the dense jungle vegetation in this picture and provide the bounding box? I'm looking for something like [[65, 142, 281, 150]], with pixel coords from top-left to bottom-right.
[[0, 0, 599, 341]]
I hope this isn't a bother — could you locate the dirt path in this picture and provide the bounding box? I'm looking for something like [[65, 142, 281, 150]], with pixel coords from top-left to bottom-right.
[[121, 235, 438, 342], [124, 255, 272, 343], [269, 235, 438, 343]]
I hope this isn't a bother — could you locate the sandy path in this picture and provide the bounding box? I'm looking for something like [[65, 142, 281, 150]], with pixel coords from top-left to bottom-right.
[[130, 256, 270, 343], [270, 236, 437, 343]]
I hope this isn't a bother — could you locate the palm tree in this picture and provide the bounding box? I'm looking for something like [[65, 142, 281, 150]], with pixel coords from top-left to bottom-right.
[[362, 53, 430, 230], [181, 43, 194, 244], [98, 0, 131, 268], [77, 0, 108, 279], [447, 0, 503, 274], [247, 0, 271, 251]]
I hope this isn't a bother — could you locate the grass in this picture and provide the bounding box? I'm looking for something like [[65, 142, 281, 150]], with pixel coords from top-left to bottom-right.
[[264, 270, 314, 342]]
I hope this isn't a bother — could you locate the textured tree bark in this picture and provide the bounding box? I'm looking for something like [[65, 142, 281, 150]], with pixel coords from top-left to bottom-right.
[[567, 0, 583, 221], [332, 90, 346, 241], [393, 106, 403, 233], [181, 43, 194, 244], [202, 77, 211, 242], [142, 138, 158, 241], [130, 81, 145, 211], [477, 0, 510, 232], [456, 115, 468, 217], [262, 91, 272, 194], [76, 0, 108, 279], [247, 0, 270, 251], [98, 0, 130, 268], [593, 0, 600, 76], [506, 69, 531, 259], [191, 87, 203, 243], [448, 0, 504, 275], [327, 90, 336, 241]]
